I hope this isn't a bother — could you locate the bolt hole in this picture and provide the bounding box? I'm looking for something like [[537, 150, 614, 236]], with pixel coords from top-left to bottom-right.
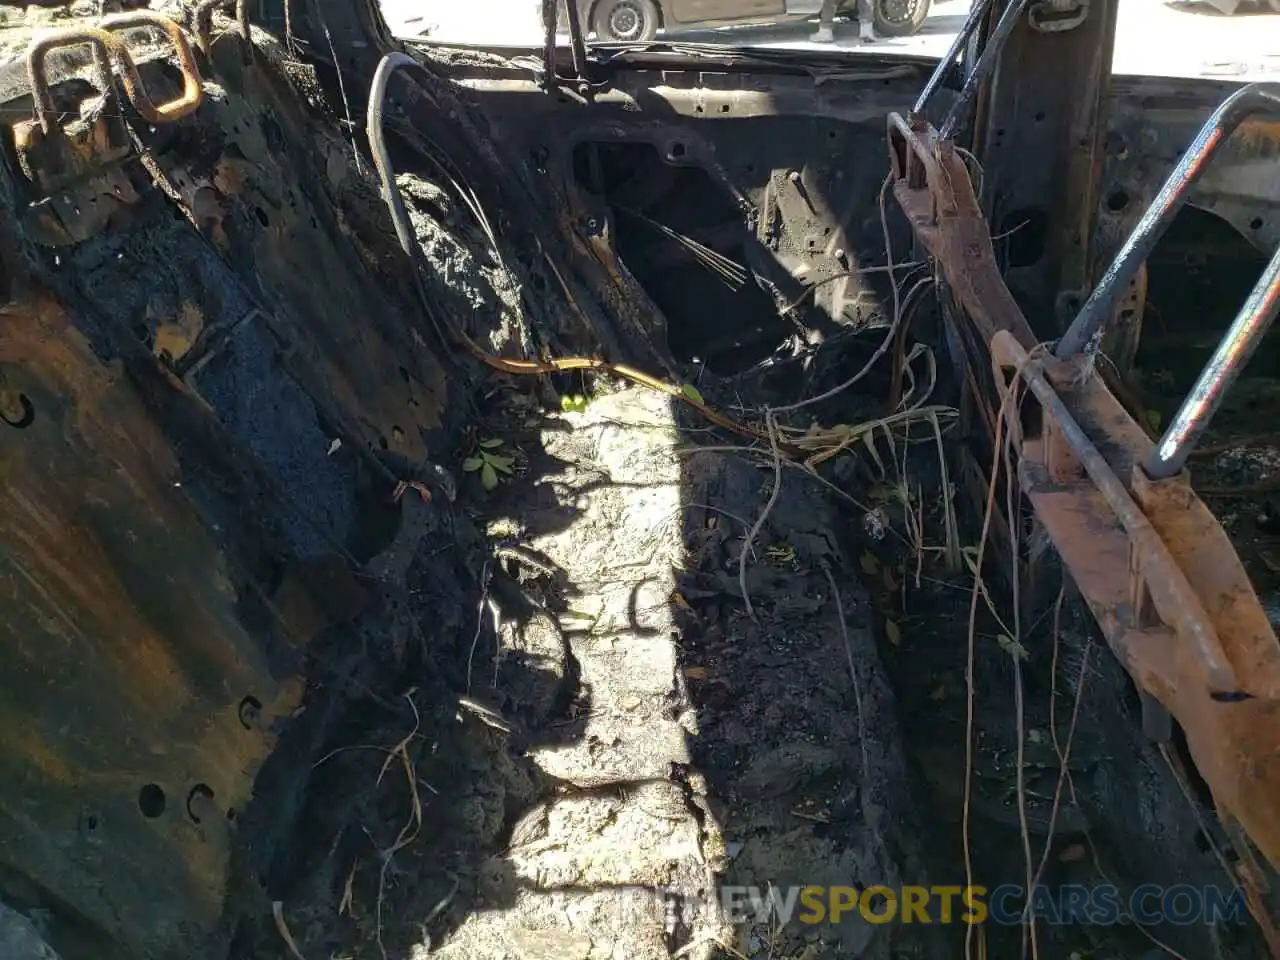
[[85, 814, 99, 830], [1, 392, 35, 429], [719, 104, 730, 113], [186, 783, 215, 824], [1033, 111, 1045, 123], [669, 141, 687, 159], [253, 206, 270, 227], [1250, 217, 1264, 230], [827, 130, 837, 140], [237, 694, 262, 729], [138, 784, 166, 819], [695, 104, 704, 114], [1106, 190, 1130, 213]]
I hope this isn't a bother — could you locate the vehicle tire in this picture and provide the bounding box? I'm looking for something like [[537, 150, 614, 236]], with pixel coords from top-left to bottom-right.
[[873, 0, 931, 36], [591, 0, 661, 41]]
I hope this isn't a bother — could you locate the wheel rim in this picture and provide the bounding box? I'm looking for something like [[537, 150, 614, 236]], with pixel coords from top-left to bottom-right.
[[879, 0, 920, 23], [608, 1, 646, 39]]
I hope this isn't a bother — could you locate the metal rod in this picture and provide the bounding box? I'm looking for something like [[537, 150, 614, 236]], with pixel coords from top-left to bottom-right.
[[565, 0, 589, 81], [541, 0, 559, 92], [1003, 339, 1239, 693], [939, 0, 1033, 139], [911, 0, 996, 119], [1055, 83, 1280, 359], [1143, 247, 1280, 480]]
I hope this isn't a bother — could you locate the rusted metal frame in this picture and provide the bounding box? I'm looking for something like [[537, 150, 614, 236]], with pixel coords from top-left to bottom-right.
[[938, 0, 1033, 140], [909, 0, 997, 121], [991, 333, 1240, 694], [192, 0, 253, 54], [886, 111, 1037, 349], [25, 16, 204, 135], [962, 0, 1118, 337], [1057, 82, 1280, 359], [888, 106, 1280, 874], [990, 330, 1280, 873]]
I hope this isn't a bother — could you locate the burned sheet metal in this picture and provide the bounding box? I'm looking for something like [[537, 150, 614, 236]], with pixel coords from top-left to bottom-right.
[[0, 10, 462, 956], [0, 290, 306, 959]]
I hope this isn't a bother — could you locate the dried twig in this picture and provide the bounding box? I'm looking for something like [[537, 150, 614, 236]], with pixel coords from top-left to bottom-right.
[[375, 691, 426, 960], [272, 901, 307, 960]]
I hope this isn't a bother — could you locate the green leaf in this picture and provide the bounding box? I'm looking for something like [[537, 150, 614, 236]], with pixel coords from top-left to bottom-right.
[[681, 383, 705, 406], [885, 620, 902, 647], [486, 454, 515, 475], [479, 438, 505, 449], [480, 462, 499, 490], [996, 634, 1029, 661], [462, 457, 485, 472]]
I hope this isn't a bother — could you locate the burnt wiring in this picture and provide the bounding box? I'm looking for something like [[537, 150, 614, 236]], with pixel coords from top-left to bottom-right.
[[366, 51, 799, 454]]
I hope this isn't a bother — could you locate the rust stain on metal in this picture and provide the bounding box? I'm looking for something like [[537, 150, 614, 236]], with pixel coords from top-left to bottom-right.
[[990, 329, 1280, 872], [892, 111, 1280, 877], [0, 290, 304, 953], [886, 113, 1038, 349]]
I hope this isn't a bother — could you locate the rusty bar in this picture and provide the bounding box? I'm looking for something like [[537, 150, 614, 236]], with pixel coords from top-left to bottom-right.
[[25, 28, 122, 134], [910, 0, 996, 119], [1056, 82, 1280, 359], [938, 0, 1033, 140], [1144, 245, 1280, 480], [991, 333, 1241, 694], [100, 11, 205, 124], [541, 0, 558, 93], [565, 0, 589, 83]]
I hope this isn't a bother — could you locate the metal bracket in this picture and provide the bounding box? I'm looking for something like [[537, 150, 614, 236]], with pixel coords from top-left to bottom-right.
[[889, 104, 1280, 877], [12, 14, 206, 245]]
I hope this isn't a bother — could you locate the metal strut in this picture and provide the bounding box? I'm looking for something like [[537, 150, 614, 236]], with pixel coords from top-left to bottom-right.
[[1054, 82, 1280, 480], [886, 67, 1280, 896]]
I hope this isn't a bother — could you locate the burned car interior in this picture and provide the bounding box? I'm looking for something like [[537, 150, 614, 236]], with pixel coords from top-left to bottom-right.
[[2, 0, 1280, 957]]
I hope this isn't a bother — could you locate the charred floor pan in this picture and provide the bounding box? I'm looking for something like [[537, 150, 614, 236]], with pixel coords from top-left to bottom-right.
[[2, 4, 1280, 960]]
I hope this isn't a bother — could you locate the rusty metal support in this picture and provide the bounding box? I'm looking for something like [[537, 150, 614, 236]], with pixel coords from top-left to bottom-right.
[[910, 0, 996, 121], [939, 0, 1033, 139], [25, 15, 204, 135], [887, 99, 1280, 877], [1057, 82, 1280, 359], [964, 0, 1119, 337]]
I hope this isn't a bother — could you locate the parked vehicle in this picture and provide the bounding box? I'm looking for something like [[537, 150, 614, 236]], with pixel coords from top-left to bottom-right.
[[579, 0, 932, 43], [1194, 0, 1279, 11]]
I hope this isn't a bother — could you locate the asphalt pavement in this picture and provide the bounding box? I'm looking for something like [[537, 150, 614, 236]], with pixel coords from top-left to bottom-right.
[[380, 0, 1280, 81]]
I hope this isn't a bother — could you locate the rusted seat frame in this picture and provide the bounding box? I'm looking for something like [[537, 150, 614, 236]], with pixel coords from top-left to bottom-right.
[[885, 101, 1280, 886]]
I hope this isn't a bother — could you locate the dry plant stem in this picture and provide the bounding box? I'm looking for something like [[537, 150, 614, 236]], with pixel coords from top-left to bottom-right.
[[1001, 382, 1037, 960], [965, 396, 1005, 960], [1029, 586, 1088, 892], [739, 174, 910, 620], [739, 412, 784, 621], [1060, 767, 1192, 960], [272, 901, 307, 960], [375, 692, 425, 960], [466, 560, 492, 694], [823, 563, 871, 792]]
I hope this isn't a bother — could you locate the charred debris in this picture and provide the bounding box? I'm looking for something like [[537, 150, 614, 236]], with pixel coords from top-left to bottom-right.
[[1, 1, 1280, 959]]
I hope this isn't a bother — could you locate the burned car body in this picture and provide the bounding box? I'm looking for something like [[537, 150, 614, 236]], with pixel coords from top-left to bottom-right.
[[2, 1, 1280, 958]]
